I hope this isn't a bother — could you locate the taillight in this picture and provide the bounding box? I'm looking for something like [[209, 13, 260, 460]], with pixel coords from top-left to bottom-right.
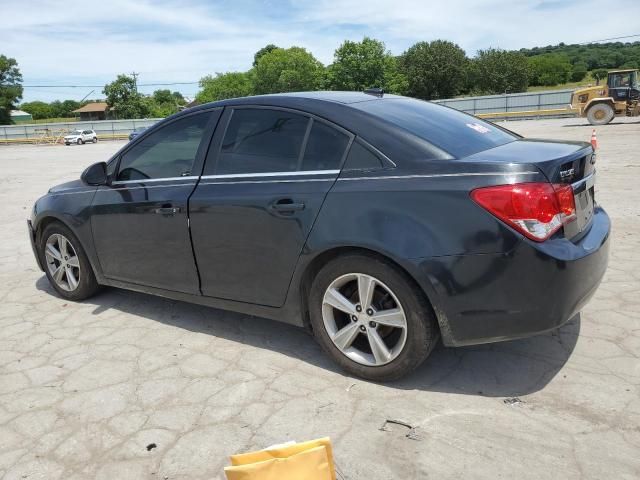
[[471, 182, 576, 242]]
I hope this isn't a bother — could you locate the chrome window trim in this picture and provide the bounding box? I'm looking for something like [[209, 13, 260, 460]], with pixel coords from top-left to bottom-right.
[[199, 178, 335, 186], [199, 169, 339, 180], [111, 176, 198, 185], [97, 182, 197, 192], [338, 171, 540, 181]]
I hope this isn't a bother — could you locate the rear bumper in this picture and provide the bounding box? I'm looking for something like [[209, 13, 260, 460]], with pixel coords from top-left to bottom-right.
[[28, 220, 45, 272], [415, 207, 610, 346]]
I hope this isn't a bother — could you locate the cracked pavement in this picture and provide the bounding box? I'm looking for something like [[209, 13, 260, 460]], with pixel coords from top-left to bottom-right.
[[1, 118, 639, 479]]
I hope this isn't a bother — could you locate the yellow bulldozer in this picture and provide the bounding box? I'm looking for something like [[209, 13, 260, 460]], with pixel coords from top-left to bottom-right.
[[571, 69, 640, 125]]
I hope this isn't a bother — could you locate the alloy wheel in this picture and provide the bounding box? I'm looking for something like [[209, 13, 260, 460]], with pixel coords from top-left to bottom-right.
[[44, 233, 81, 292], [322, 273, 408, 367]]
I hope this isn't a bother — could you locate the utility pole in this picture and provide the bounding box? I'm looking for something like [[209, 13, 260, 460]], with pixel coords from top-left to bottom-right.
[[130, 72, 140, 93]]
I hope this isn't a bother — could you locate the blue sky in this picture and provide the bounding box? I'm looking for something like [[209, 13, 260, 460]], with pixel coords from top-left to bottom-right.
[[2, 0, 638, 103]]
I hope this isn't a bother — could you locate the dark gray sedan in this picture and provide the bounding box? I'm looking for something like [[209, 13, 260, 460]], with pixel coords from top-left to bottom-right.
[[28, 92, 609, 380]]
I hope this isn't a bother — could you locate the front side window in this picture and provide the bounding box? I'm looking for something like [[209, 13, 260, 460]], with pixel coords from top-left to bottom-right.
[[117, 112, 210, 181], [216, 108, 309, 175]]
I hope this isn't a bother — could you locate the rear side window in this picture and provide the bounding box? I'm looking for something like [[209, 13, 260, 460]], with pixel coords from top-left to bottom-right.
[[343, 140, 383, 170], [117, 112, 210, 181], [300, 120, 350, 171], [217, 108, 309, 174], [353, 98, 517, 158]]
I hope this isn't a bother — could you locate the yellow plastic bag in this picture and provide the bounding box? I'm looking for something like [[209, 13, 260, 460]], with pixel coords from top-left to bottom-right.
[[224, 437, 336, 480]]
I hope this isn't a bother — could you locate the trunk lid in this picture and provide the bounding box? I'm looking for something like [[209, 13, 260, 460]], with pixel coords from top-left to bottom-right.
[[464, 139, 597, 239]]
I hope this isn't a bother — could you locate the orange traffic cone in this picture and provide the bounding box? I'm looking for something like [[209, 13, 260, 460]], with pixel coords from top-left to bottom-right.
[[590, 129, 598, 150]]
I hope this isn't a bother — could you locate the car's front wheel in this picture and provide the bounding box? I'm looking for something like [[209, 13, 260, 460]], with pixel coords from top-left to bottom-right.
[[39, 222, 100, 301], [309, 254, 439, 381], [77, 138, 83, 145]]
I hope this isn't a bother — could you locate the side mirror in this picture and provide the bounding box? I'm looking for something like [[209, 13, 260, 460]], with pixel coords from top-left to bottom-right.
[[81, 162, 108, 185]]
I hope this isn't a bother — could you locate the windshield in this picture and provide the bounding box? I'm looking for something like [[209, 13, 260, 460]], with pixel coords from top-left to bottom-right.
[[353, 97, 518, 158]]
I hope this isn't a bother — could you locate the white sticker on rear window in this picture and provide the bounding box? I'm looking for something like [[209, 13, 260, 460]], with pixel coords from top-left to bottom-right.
[[466, 123, 491, 134]]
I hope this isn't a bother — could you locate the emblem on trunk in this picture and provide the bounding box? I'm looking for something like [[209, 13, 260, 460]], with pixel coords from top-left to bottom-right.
[[559, 167, 575, 180]]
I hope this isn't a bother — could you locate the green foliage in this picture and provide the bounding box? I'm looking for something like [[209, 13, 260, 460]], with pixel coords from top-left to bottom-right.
[[570, 62, 588, 82], [329, 37, 391, 91], [196, 72, 253, 103], [252, 47, 324, 94], [528, 54, 573, 86], [20, 101, 53, 119], [591, 68, 609, 81], [520, 41, 640, 71], [0, 55, 23, 125], [253, 44, 279, 67], [469, 48, 529, 94], [103, 74, 149, 119], [400, 40, 468, 99]]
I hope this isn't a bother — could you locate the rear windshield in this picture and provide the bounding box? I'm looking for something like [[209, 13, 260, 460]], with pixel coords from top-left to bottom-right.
[[353, 98, 517, 158]]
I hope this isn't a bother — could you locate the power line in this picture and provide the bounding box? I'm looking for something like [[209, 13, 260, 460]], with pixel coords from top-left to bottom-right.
[[579, 33, 640, 44], [19, 81, 199, 88]]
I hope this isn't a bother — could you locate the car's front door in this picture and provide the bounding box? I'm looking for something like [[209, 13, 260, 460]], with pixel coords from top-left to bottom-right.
[[189, 106, 353, 307], [91, 109, 221, 293]]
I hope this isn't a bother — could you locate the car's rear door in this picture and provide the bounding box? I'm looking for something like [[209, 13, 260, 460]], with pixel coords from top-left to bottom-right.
[[189, 106, 353, 307], [91, 108, 221, 293]]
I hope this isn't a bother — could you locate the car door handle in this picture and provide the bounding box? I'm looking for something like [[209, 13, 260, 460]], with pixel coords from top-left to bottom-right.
[[154, 206, 181, 215], [270, 199, 305, 213]]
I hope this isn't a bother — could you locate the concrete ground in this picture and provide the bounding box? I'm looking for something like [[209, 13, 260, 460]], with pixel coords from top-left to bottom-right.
[[0, 117, 639, 479]]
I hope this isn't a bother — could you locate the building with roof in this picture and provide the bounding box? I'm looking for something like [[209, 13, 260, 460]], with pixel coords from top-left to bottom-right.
[[72, 102, 111, 121], [10, 110, 33, 122]]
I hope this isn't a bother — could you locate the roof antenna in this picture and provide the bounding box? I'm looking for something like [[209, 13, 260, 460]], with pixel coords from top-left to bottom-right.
[[364, 87, 384, 97]]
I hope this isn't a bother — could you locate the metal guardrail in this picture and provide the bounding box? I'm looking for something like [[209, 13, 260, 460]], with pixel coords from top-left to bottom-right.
[[0, 118, 162, 145], [434, 89, 577, 120]]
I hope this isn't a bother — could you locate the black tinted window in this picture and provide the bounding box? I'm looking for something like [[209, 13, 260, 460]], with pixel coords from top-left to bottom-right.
[[354, 98, 517, 158], [301, 121, 350, 171], [343, 141, 383, 170], [216, 109, 309, 175], [117, 113, 209, 181]]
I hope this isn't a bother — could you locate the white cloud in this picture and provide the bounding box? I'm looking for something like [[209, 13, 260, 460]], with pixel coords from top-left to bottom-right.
[[2, 0, 638, 102]]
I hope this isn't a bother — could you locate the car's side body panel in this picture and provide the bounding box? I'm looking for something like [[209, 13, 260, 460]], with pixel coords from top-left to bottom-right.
[[28, 93, 611, 350]]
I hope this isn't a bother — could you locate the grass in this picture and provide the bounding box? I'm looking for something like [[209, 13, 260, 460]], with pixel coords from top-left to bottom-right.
[[526, 73, 603, 92], [13, 117, 78, 125]]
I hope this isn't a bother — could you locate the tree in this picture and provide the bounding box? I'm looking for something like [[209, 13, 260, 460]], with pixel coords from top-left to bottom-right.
[[469, 48, 529, 94], [152, 89, 174, 104], [329, 37, 400, 92], [592, 68, 609, 82], [0, 55, 23, 124], [252, 47, 324, 94], [400, 40, 468, 100], [528, 54, 573, 86], [196, 72, 253, 103], [253, 44, 279, 67], [570, 62, 588, 82], [103, 74, 149, 119], [20, 101, 54, 120]]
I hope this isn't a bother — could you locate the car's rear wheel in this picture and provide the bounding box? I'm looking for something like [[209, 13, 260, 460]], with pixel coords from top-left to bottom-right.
[[39, 222, 100, 301], [77, 138, 83, 145], [587, 103, 615, 125], [309, 254, 438, 381]]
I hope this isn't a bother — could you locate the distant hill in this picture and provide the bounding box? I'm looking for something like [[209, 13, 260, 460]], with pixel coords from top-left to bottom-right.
[[519, 41, 640, 70]]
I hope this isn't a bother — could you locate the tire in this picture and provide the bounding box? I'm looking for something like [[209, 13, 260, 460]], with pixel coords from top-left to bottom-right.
[[586, 103, 615, 125], [309, 253, 439, 381], [38, 222, 100, 301], [92, 137, 98, 143], [77, 138, 83, 145], [65, 143, 70, 146]]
